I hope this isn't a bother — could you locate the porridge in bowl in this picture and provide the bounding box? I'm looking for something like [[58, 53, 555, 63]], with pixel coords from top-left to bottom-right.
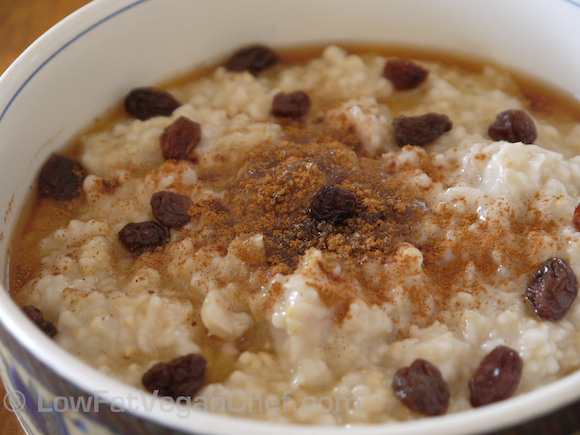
[[9, 45, 580, 424]]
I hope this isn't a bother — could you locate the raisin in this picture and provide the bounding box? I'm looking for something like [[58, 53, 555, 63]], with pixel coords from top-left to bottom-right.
[[151, 191, 193, 229], [118, 221, 170, 255], [383, 59, 429, 90], [488, 109, 537, 144], [142, 353, 206, 399], [573, 203, 580, 232], [22, 306, 57, 337], [38, 154, 85, 201], [308, 184, 357, 224], [160, 116, 201, 161], [469, 345, 523, 408], [271, 91, 311, 119], [392, 359, 450, 416], [124, 87, 181, 121], [393, 113, 453, 147], [526, 257, 578, 321], [225, 45, 279, 76]]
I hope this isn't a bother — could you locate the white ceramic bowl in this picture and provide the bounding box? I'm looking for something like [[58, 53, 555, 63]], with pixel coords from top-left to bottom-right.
[[1, 1, 580, 434]]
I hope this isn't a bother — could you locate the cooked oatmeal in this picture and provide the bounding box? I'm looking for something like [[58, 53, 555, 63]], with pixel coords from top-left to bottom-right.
[[9, 45, 580, 424]]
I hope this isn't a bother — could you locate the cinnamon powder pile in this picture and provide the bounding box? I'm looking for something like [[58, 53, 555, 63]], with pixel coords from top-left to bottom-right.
[[188, 126, 565, 325]]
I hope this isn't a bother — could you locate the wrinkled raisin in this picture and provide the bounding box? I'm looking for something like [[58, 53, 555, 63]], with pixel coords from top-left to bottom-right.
[[38, 154, 85, 201], [308, 184, 357, 224], [392, 359, 450, 416], [393, 113, 453, 147], [488, 109, 537, 144], [526, 257, 578, 321], [469, 345, 523, 408], [225, 45, 279, 76], [124, 87, 181, 121], [142, 353, 206, 399], [271, 91, 311, 119], [118, 221, 170, 255], [22, 306, 57, 337], [573, 203, 580, 232], [151, 191, 193, 229], [383, 59, 429, 90], [160, 116, 201, 161]]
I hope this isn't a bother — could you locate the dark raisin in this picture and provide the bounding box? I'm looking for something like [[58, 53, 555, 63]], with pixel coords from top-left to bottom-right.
[[225, 45, 279, 76], [393, 113, 453, 147], [469, 345, 523, 407], [22, 306, 57, 337], [151, 191, 193, 229], [118, 221, 170, 255], [271, 91, 311, 119], [573, 203, 580, 232], [308, 184, 357, 224], [383, 59, 429, 90], [488, 109, 537, 144], [160, 116, 201, 161], [124, 87, 181, 121], [142, 353, 206, 399], [38, 154, 85, 201], [526, 257, 578, 321], [392, 359, 450, 416]]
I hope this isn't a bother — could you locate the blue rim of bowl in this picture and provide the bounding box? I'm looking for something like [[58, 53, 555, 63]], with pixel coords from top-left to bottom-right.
[[0, 0, 149, 124]]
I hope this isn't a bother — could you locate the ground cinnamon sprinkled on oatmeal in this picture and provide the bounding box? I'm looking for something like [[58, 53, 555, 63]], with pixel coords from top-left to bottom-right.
[[186, 126, 432, 320], [415, 197, 565, 323], [186, 125, 567, 325]]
